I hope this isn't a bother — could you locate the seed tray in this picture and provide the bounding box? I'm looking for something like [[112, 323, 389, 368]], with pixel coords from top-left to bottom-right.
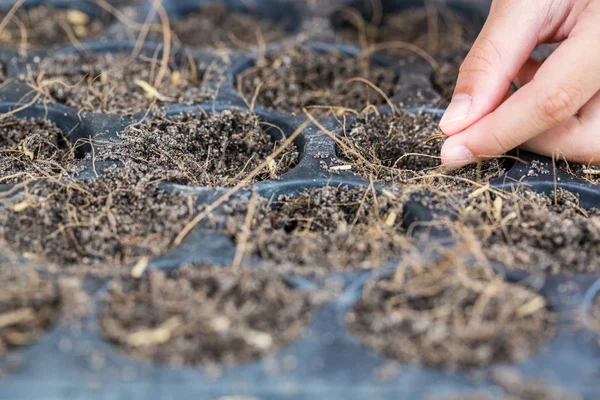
[[0, 0, 599, 399]]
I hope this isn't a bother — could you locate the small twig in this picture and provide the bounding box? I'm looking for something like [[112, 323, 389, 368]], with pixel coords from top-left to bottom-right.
[[232, 191, 258, 270]]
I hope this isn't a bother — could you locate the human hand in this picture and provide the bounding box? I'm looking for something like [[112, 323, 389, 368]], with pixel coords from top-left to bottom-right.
[[439, 0, 600, 167]]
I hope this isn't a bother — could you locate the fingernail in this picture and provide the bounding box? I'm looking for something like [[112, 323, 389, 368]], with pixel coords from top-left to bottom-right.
[[441, 144, 475, 168], [439, 94, 472, 127]]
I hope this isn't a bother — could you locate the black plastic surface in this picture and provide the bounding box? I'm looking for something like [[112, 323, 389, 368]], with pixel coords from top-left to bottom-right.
[[0, 1, 599, 399]]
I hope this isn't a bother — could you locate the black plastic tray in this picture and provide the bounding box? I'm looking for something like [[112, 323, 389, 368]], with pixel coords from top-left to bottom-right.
[[1, 1, 600, 399]]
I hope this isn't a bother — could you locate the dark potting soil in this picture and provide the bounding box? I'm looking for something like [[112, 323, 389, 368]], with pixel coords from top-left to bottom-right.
[[237, 47, 398, 116], [0, 264, 61, 354], [34, 52, 212, 114], [218, 185, 411, 274], [338, 112, 506, 186], [0, 117, 74, 184], [169, 5, 289, 49], [457, 188, 600, 274], [94, 109, 299, 187], [98, 266, 321, 367], [432, 53, 464, 103], [0, 7, 109, 48], [346, 251, 556, 370], [0, 167, 199, 273], [559, 161, 600, 185], [335, 6, 479, 55]]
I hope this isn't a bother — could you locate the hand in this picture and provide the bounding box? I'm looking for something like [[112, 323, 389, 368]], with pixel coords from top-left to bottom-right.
[[439, 0, 600, 167]]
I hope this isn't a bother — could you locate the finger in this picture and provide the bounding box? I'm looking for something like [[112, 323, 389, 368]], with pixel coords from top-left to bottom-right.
[[438, 0, 558, 134], [441, 16, 600, 168], [522, 91, 600, 164], [514, 58, 542, 89]]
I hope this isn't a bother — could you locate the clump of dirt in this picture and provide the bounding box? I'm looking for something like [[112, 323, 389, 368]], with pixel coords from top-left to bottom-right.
[[237, 47, 398, 116], [169, 4, 289, 49], [346, 250, 556, 370], [338, 112, 507, 187], [98, 265, 321, 367], [334, 6, 480, 55], [217, 185, 412, 273], [432, 53, 464, 102], [0, 117, 74, 184], [95, 109, 299, 187], [0, 166, 199, 273], [0, 6, 109, 48], [34, 51, 212, 114], [0, 264, 61, 354], [457, 188, 600, 274]]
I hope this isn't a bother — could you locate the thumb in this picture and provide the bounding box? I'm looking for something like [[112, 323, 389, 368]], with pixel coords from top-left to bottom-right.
[[438, 0, 551, 134]]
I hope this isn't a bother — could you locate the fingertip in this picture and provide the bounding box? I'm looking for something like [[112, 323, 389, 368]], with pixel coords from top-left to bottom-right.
[[438, 94, 472, 135], [440, 139, 477, 169]]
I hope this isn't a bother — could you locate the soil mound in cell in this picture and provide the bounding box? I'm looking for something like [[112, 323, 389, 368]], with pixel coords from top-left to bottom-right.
[[0, 6, 109, 48], [0, 167, 199, 273], [218, 185, 410, 273], [338, 112, 506, 186], [0, 117, 74, 185], [169, 4, 289, 49], [335, 6, 480, 55], [346, 250, 556, 369], [0, 264, 61, 354], [457, 188, 600, 274], [98, 266, 321, 367], [35, 52, 212, 114], [432, 53, 464, 102], [94, 109, 299, 187], [238, 47, 398, 116]]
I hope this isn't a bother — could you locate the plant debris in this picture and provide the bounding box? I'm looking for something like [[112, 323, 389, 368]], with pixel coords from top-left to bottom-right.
[[338, 112, 506, 186], [456, 188, 600, 274], [34, 51, 212, 114], [168, 4, 289, 49], [94, 109, 299, 187], [0, 167, 199, 273], [98, 265, 321, 367], [217, 185, 412, 273], [346, 250, 556, 370], [237, 47, 398, 116], [0, 264, 60, 354], [0, 6, 109, 48], [0, 117, 74, 184]]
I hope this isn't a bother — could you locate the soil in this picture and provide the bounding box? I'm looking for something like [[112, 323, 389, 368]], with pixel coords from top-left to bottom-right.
[[457, 188, 600, 274], [98, 265, 321, 367], [0, 117, 74, 184], [346, 250, 556, 370], [0, 264, 61, 354], [0, 6, 109, 48], [237, 47, 398, 116], [217, 185, 411, 273], [169, 5, 289, 49], [338, 112, 507, 186], [34, 51, 213, 114], [334, 6, 479, 55], [94, 109, 299, 187], [0, 166, 199, 273], [432, 53, 464, 103], [559, 161, 600, 185]]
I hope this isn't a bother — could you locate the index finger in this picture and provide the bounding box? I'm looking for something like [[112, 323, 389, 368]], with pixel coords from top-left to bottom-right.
[[440, 10, 600, 168]]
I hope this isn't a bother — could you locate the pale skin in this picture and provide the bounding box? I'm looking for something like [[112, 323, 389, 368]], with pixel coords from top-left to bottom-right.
[[439, 0, 600, 168]]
